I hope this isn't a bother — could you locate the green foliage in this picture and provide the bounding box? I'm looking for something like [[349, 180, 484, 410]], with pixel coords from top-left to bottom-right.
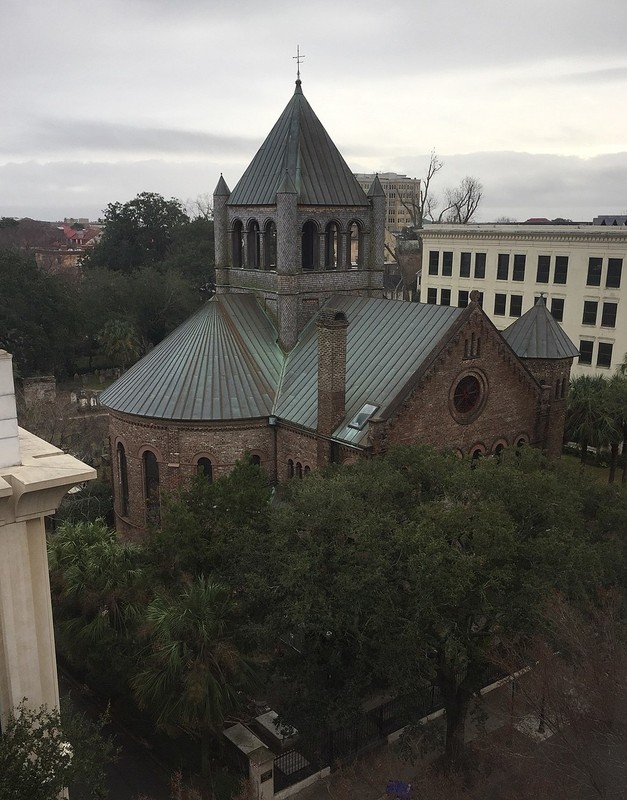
[[131, 577, 255, 738], [48, 520, 146, 692], [83, 192, 189, 272], [55, 480, 114, 527], [49, 448, 627, 772], [0, 249, 82, 377], [0, 699, 116, 800]]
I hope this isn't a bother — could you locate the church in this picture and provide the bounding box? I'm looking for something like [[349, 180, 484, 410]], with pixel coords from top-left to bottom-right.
[[100, 78, 578, 536]]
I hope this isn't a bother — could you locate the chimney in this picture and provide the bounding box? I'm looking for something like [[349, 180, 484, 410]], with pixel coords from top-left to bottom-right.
[[317, 309, 349, 438], [0, 351, 21, 469]]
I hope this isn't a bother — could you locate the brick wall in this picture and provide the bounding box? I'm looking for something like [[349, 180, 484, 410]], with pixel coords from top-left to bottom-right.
[[110, 412, 274, 535], [380, 310, 544, 456]]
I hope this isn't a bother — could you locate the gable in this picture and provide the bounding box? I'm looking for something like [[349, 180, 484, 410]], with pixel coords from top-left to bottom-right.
[[382, 306, 543, 454]]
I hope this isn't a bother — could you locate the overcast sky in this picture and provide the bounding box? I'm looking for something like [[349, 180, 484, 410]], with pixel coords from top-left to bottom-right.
[[2, 0, 626, 223]]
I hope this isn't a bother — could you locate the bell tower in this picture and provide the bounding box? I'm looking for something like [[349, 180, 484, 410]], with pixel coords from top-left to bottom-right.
[[213, 80, 384, 351]]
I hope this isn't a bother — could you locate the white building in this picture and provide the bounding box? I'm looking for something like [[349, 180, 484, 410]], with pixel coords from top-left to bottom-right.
[[0, 350, 95, 726], [419, 225, 627, 376]]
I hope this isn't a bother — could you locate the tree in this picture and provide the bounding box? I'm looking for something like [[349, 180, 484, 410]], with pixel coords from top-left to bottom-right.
[[443, 176, 483, 223], [97, 317, 143, 371], [0, 699, 116, 800], [397, 152, 483, 230], [131, 577, 256, 776], [606, 371, 627, 483], [83, 192, 190, 272], [0, 249, 82, 377], [566, 374, 616, 464], [261, 446, 621, 770]]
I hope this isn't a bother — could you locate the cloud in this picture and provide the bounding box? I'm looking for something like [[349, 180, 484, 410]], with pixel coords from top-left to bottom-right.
[[0, 118, 258, 161]]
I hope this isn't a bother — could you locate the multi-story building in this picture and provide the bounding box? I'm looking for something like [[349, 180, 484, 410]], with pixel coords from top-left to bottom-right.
[[354, 172, 420, 234], [419, 224, 627, 376]]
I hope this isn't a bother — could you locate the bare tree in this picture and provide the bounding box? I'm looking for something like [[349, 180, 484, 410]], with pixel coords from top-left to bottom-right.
[[185, 193, 214, 221], [397, 150, 445, 230], [443, 176, 483, 223]]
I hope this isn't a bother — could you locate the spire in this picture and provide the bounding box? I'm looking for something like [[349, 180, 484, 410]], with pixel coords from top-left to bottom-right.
[[367, 174, 386, 198], [228, 85, 367, 207], [503, 295, 579, 360], [277, 169, 297, 195], [213, 174, 231, 197]]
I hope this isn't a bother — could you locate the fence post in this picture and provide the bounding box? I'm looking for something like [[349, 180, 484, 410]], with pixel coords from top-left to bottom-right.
[[249, 745, 275, 800]]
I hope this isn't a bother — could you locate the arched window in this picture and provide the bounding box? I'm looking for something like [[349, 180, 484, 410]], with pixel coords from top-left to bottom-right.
[[347, 221, 362, 268], [250, 454, 261, 466], [197, 457, 213, 482], [325, 222, 340, 269], [493, 443, 505, 463], [287, 459, 294, 479], [117, 442, 129, 517], [143, 450, 160, 523], [303, 465, 311, 476], [295, 462, 303, 478], [263, 220, 277, 270], [232, 219, 243, 268], [301, 221, 318, 270], [247, 220, 260, 268]]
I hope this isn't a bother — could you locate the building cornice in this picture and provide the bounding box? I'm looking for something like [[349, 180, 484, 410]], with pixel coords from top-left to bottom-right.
[[419, 225, 627, 245]]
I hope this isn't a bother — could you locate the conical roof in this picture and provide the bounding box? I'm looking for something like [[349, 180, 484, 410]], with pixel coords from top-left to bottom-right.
[[100, 296, 283, 421], [228, 80, 368, 207], [502, 296, 579, 360]]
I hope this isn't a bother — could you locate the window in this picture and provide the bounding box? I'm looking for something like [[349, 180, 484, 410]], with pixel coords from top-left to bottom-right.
[[497, 253, 509, 280], [250, 454, 261, 466], [440, 288, 451, 306], [550, 298, 564, 322], [442, 251, 453, 277], [509, 295, 523, 317], [601, 302, 617, 328], [474, 253, 486, 279], [494, 293, 507, 315], [347, 220, 362, 267], [579, 340, 593, 365], [606, 258, 623, 288], [428, 250, 439, 275], [536, 255, 550, 283], [464, 332, 481, 359], [117, 443, 129, 517], [197, 457, 213, 482], [427, 287, 437, 304], [586, 257, 602, 286], [324, 221, 340, 269], [453, 375, 482, 414], [554, 256, 569, 284], [287, 459, 294, 479], [143, 450, 160, 523], [512, 254, 526, 281], [301, 221, 318, 269], [348, 403, 379, 430], [247, 220, 260, 268], [597, 342, 613, 368], [458, 290, 469, 308], [231, 220, 243, 268], [582, 301, 598, 325], [263, 220, 277, 269], [460, 251, 471, 278]]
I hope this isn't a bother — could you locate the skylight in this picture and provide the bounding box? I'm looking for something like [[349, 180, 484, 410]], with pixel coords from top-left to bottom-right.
[[348, 403, 379, 430]]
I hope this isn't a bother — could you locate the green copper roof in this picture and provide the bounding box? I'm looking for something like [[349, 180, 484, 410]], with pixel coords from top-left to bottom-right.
[[100, 293, 465, 439], [228, 80, 368, 207], [503, 296, 579, 360], [100, 296, 283, 421], [275, 296, 463, 444]]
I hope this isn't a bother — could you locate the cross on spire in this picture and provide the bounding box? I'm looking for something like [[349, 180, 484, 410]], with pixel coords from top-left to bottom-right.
[[293, 45, 305, 81]]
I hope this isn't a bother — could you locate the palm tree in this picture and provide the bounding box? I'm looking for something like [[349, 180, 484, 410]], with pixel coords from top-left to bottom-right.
[[131, 577, 255, 777], [606, 372, 627, 484], [566, 375, 617, 465], [97, 317, 142, 371]]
